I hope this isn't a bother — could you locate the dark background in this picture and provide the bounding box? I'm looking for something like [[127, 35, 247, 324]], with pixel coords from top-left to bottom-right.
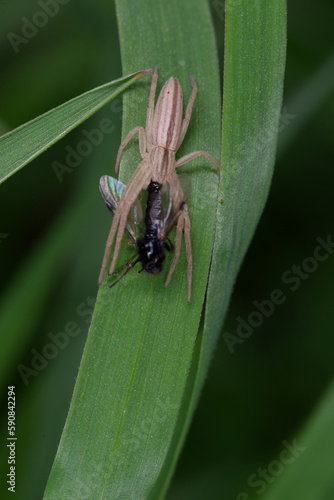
[[0, 1, 333, 498]]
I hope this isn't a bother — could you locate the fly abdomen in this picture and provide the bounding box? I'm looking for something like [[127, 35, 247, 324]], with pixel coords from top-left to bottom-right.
[[137, 181, 166, 274], [144, 181, 163, 234]]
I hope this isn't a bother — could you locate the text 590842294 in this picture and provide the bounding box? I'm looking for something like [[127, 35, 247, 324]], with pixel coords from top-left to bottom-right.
[[7, 386, 16, 493]]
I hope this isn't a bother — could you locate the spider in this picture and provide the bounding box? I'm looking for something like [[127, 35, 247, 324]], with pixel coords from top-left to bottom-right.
[[98, 66, 220, 301]]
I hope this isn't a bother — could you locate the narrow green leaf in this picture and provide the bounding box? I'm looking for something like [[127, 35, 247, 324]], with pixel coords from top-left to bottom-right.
[[0, 69, 150, 184], [0, 192, 92, 394], [278, 51, 334, 155], [162, 1, 287, 493], [156, 4, 287, 494], [263, 379, 334, 500], [201, 0, 287, 392]]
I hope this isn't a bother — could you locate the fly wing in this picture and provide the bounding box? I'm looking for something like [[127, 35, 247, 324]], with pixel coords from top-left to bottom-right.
[[99, 175, 143, 242], [158, 174, 191, 240], [176, 173, 191, 202], [157, 182, 173, 233]]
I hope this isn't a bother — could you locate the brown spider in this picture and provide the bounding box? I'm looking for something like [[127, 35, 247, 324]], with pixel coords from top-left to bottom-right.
[[98, 66, 220, 301]]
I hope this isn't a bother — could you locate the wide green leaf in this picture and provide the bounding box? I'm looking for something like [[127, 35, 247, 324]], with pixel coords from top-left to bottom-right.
[[44, 0, 287, 498], [44, 1, 221, 498], [0, 69, 150, 184]]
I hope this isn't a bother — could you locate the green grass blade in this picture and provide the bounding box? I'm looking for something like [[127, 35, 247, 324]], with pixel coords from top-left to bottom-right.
[[0, 69, 150, 184], [263, 379, 334, 500], [44, 0, 221, 498], [0, 191, 93, 395], [159, 5, 287, 490], [278, 51, 334, 155], [201, 0, 287, 387]]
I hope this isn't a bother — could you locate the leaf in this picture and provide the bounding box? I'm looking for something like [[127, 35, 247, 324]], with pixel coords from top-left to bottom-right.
[[44, 1, 221, 498], [278, 51, 334, 155], [159, 2, 287, 494], [0, 69, 150, 184], [263, 379, 334, 500], [199, 0, 287, 395], [44, 1, 287, 499], [0, 192, 92, 395]]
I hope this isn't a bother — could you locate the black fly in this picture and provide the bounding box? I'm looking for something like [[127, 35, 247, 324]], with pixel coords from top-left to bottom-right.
[[99, 176, 187, 287]]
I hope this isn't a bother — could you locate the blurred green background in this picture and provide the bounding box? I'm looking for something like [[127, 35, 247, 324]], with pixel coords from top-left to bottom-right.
[[0, 1, 333, 499]]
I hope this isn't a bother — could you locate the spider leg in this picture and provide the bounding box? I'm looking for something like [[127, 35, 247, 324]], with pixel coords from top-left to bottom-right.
[[98, 207, 121, 285], [164, 213, 183, 289], [98, 163, 151, 284], [182, 204, 192, 302], [108, 206, 133, 276], [164, 203, 192, 301], [145, 65, 158, 152], [175, 75, 198, 151], [99, 163, 152, 283], [176, 150, 220, 174], [115, 126, 147, 173]]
